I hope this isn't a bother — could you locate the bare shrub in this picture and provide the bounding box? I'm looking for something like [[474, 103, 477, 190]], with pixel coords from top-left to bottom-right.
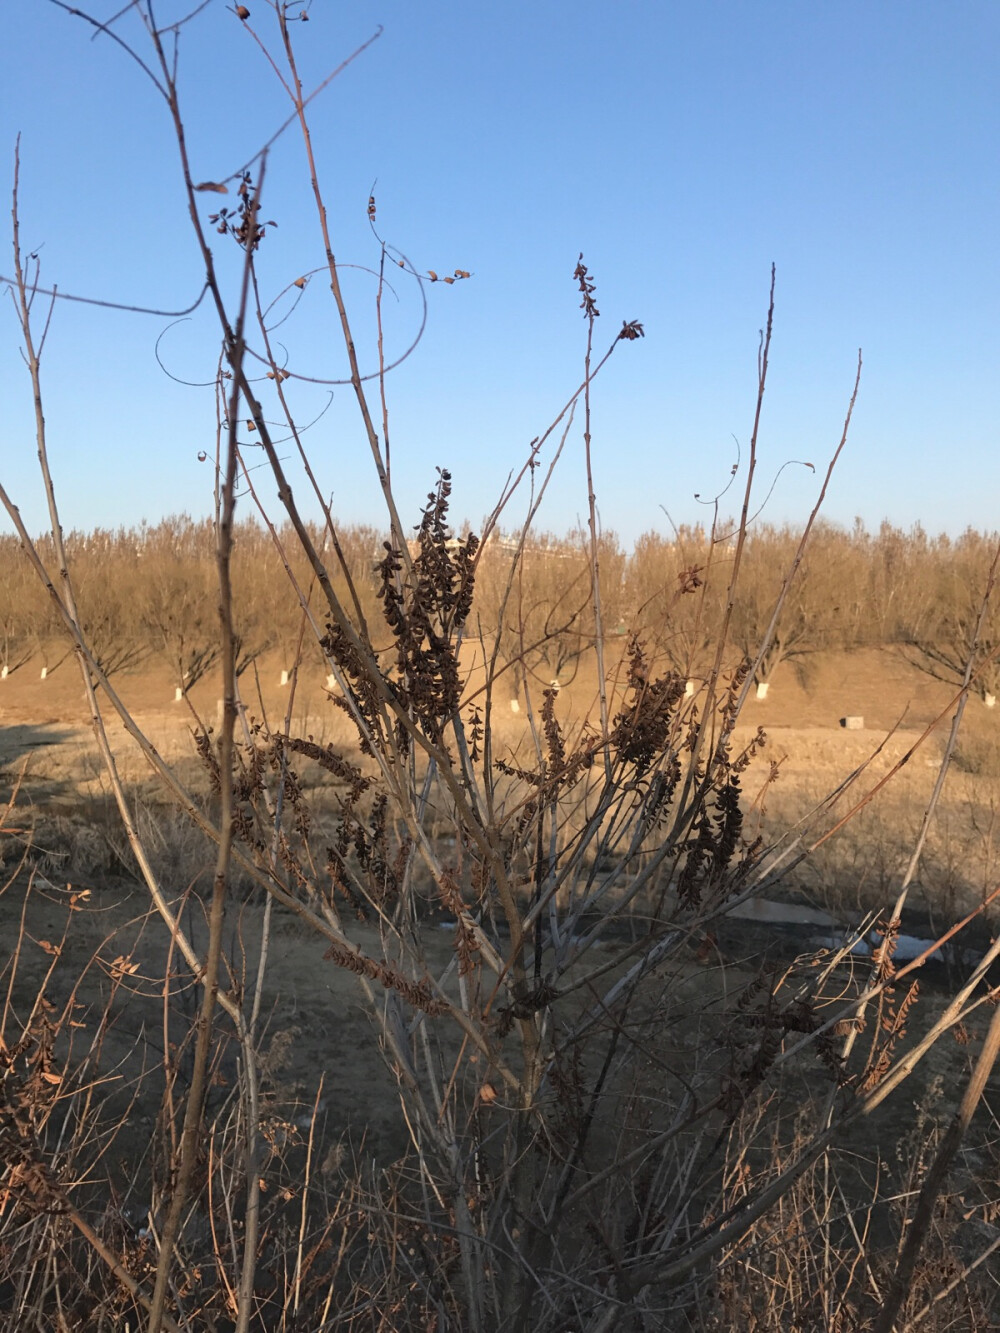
[[4, 9, 1000, 1333]]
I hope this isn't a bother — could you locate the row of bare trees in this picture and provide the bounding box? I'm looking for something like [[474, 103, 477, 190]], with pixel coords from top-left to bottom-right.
[[2, 515, 998, 698], [627, 519, 1000, 698]]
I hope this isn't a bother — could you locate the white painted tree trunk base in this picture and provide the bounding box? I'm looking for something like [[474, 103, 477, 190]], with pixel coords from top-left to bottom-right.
[[280, 669, 290, 686], [174, 686, 183, 703], [510, 698, 520, 713], [985, 693, 996, 708], [755, 681, 770, 700], [40, 667, 47, 680]]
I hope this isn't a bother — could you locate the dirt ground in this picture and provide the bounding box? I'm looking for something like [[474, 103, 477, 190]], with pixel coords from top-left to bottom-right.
[[2, 645, 999, 1203], [3, 643, 995, 910], [0, 645, 991, 824], [1, 873, 443, 1172]]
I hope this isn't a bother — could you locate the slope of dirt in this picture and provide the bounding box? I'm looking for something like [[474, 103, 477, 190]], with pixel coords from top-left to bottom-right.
[[2, 644, 991, 784]]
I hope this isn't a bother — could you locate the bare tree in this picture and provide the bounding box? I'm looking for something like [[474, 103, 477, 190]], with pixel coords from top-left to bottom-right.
[[902, 527, 1000, 703], [730, 522, 847, 694], [135, 517, 220, 694]]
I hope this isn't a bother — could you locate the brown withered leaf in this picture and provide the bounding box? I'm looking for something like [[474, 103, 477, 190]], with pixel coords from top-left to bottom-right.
[[195, 181, 229, 194], [109, 954, 140, 981]]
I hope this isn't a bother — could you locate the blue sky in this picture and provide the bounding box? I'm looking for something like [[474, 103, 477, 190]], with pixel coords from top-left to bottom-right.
[[2, 1, 999, 546]]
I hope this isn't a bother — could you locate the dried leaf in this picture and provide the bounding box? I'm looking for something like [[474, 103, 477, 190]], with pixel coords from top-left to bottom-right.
[[110, 954, 140, 980]]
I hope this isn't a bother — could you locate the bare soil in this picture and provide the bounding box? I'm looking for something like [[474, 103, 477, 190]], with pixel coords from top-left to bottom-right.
[[2, 646, 998, 1203], [1, 643, 992, 810]]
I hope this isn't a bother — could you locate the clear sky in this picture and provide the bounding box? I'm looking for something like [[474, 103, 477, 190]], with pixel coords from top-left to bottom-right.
[[2, 1, 999, 546]]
